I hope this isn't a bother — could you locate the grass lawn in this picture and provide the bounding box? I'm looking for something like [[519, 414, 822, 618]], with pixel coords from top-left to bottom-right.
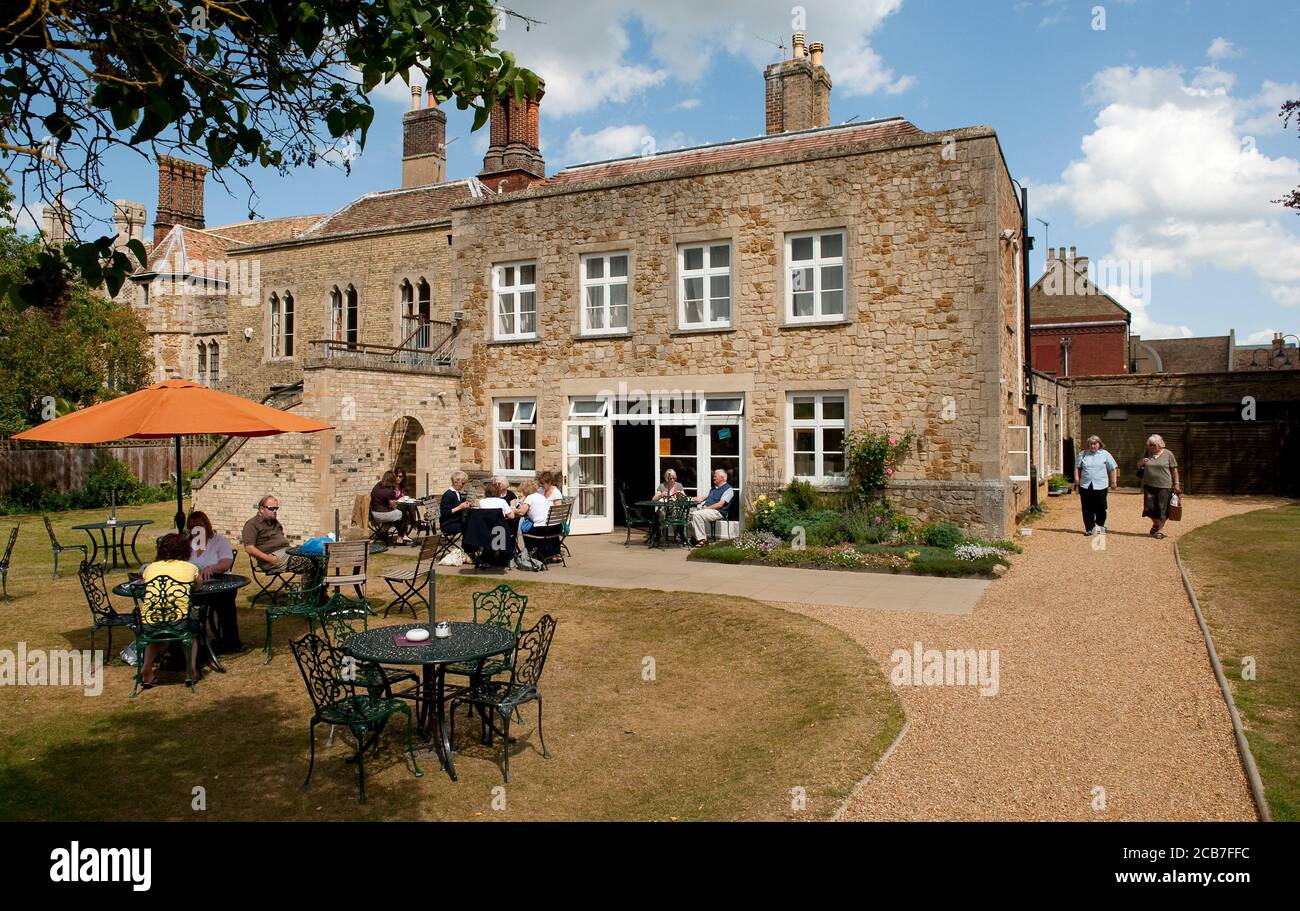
[[0, 503, 903, 821], [1179, 504, 1300, 822]]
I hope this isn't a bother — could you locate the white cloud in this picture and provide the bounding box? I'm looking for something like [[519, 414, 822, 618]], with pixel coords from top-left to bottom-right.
[[1105, 283, 1192, 340], [1241, 328, 1279, 344], [493, 0, 912, 117], [1038, 64, 1300, 311], [560, 124, 689, 165], [674, 98, 701, 111], [1206, 38, 1241, 62]]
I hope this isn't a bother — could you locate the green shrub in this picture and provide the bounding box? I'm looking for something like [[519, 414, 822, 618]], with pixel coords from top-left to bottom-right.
[[844, 429, 915, 503], [781, 479, 822, 513], [920, 521, 964, 549]]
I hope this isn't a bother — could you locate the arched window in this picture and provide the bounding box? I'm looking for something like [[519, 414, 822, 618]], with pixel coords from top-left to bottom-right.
[[269, 294, 281, 357], [416, 278, 431, 348], [197, 341, 208, 385], [330, 285, 344, 341], [345, 284, 359, 347], [209, 340, 219, 384], [282, 291, 295, 357]]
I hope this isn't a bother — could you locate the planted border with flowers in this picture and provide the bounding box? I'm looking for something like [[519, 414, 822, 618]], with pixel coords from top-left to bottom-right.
[[719, 431, 1018, 578]]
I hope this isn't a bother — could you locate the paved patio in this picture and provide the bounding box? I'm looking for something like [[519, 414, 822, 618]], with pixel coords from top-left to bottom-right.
[[451, 531, 987, 615]]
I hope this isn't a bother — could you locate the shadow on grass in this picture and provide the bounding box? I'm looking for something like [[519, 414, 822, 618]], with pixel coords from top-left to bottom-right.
[[0, 691, 425, 821]]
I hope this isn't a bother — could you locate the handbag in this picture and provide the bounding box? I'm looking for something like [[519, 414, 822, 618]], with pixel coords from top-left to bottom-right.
[[1167, 492, 1183, 522]]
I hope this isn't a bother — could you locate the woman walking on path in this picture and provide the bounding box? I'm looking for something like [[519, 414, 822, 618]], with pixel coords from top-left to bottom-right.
[[1138, 434, 1181, 538], [1074, 435, 1118, 535]]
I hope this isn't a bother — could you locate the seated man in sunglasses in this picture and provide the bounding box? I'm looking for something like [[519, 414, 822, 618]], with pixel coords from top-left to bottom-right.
[[241, 495, 292, 572]]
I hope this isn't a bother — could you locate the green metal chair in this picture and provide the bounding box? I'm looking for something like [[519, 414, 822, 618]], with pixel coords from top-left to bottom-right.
[[317, 592, 418, 694], [43, 514, 87, 578], [129, 573, 197, 697], [663, 498, 694, 547], [445, 583, 528, 684], [78, 559, 135, 662], [619, 485, 655, 546], [450, 615, 557, 783], [0, 527, 18, 602], [247, 552, 294, 606], [290, 631, 421, 804], [263, 578, 328, 664]]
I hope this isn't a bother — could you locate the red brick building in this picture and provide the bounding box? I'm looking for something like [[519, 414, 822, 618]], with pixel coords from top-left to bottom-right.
[[1029, 247, 1130, 377]]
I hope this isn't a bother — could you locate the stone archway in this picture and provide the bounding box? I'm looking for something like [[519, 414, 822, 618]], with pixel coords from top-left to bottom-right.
[[389, 416, 428, 494]]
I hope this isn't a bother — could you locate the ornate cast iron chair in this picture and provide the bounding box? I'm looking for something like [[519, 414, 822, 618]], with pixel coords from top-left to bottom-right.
[[290, 632, 421, 804], [263, 578, 327, 664], [44, 515, 88, 578], [619, 484, 655, 546], [0, 527, 17, 602], [129, 574, 197, 697], [78, 559, 135, 661], [445, 583, 527, 684], [663, 498, 694, 547], [380, 535, 441, 619], [449, 615, 557, 783]]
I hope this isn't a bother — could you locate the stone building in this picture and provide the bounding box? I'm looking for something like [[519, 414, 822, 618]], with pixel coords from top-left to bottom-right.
[[191, 35, 1061, 540]]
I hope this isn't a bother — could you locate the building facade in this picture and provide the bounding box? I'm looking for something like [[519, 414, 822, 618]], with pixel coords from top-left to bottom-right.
[[183, 34, 1057, 540]]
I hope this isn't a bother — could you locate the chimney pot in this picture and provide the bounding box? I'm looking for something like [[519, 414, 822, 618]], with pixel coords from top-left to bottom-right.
[[410, 85, 421, 111], [792, 32, 806, 58], [809, 41, 824, 66], [1068, 245, 1076, 260], [1047, 248, 1055, 261]]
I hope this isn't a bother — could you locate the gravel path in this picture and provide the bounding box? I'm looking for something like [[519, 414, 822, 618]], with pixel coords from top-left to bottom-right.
[[775, 489, 1284, 821]]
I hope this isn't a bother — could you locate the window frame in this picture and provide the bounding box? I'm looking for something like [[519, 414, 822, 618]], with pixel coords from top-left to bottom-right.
[[579, 251, 630, 336], [786, 391, 849, 485], [493, 260, 539, 341], [784, 229, 847, 324], [1008, 425, 1031, 481], [493, 397, 538, 475], [677, 242, 732, 330]]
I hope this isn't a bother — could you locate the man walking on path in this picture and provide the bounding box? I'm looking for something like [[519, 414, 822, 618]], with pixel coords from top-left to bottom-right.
[[1075, 435, 1118, 535]]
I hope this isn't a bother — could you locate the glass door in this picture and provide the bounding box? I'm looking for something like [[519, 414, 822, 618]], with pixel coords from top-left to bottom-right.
[[565, 397, 612, 534]]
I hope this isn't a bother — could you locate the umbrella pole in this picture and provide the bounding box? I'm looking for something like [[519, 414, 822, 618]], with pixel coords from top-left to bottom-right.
[[175, 435, 186, 533]]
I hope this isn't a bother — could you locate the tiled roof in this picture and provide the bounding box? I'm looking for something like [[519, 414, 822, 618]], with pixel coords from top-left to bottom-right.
[[299, 180, 477, 238], [545, 118, 923, 186], [210, 215, 322, 244], [1141, 336, 1232, 374]]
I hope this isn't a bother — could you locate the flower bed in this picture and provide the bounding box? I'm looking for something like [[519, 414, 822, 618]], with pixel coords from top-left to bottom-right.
[[690, 537, 1012, 578]]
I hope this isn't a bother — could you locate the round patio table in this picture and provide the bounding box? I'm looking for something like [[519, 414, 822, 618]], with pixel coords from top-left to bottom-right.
[[73, 518, 153, 569], [635, 499, 689, 548], [343, 621, 515, 781], [113, 573, 250, 673]]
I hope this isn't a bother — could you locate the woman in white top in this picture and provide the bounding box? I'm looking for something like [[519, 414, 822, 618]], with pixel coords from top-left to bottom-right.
[[518, 479, 552, 532], [477, 479, 519, 518], [186, 511, 242, 654], [539, 469, 564, 502]]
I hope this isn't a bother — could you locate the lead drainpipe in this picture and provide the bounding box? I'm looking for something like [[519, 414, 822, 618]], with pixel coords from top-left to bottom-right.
[[1021, 186, 1038, 508]]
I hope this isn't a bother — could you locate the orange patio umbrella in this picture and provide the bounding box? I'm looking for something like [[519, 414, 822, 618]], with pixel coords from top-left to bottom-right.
[[12, 379, 333, 532]]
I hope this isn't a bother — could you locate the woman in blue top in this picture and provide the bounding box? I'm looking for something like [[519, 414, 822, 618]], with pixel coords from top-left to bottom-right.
[[1074, 435, 1118, 535]]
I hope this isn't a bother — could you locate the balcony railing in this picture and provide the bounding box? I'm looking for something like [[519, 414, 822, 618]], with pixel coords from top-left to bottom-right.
[[307, 319, 459, 374]]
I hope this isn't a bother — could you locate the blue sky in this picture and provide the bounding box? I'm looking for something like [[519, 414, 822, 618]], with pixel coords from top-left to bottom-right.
[[63, 0, 1300, 341]]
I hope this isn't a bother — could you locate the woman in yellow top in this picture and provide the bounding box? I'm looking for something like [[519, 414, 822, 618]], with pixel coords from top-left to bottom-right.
[[139, 533, 202, 687]]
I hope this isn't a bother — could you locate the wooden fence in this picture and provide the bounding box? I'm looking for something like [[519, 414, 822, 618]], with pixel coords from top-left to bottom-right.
[[0, 439, 222, 498]]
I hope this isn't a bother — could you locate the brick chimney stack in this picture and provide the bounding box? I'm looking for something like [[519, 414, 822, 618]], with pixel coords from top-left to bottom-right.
[[402, 81, 448, 188], [41, 200, 71, 245], [479, 79, 546, 193], [764, 33, 833, 134], [153, 155, 207, 245]]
